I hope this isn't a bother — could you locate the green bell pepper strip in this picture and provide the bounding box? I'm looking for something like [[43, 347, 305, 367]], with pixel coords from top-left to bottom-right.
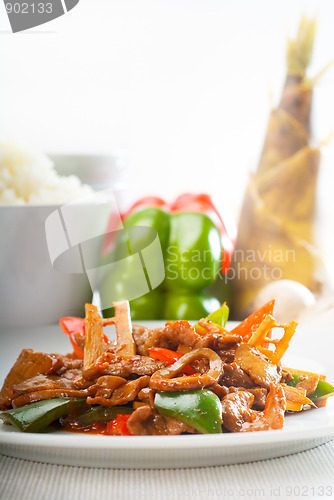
[[194, 302, 229, 332], [309, 380, 334, 403], [154, 389, 222, 434], [206, 302, 229, 327], [0, 398, 88, 433], [75, 406, 133, 427], [286, 375, 334, 404]]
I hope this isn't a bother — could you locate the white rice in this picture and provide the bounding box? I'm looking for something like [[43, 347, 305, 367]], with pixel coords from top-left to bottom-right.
[[0, 141, 93, 205]]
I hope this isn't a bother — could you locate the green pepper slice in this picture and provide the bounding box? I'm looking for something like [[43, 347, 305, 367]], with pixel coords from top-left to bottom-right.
[[286, 375, 300, 387], [194, 302, 229, 332], [0, 398, 88, 433], [308, 380, 334, 402], [287, 375, 334, 404], [206, 302, 229, 327], [75, 406, 133, 427], [154, 389, 222, 434]]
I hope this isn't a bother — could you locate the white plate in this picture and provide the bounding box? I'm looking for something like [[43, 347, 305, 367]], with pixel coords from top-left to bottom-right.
[[0, 322, 334, 468]]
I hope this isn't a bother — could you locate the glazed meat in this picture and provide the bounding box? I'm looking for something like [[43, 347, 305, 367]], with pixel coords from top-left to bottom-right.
[[234, 344, 281, 390], [132, 324, 152, 356], [219, 362, 256, 389], [0, 349, 62, 410], [126, 405, 196, 435]]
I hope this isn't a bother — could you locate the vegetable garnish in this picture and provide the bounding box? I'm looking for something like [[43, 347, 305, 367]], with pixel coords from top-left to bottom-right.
[[286, 374, 334, 408], [59, 316, 110, 360], [0, 398, 88, 433], [154, 389, 222, 434], [0, 299, 333, 435], [105, 414, 133, 436], [148, 348, 195, 375]]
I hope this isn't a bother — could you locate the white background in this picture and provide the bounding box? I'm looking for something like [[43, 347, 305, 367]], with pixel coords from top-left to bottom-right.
[[1, 0, 334, 277]]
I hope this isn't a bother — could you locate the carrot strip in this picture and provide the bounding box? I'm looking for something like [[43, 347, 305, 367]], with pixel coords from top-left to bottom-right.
[[246, 315, 297, 365], [231, 299, 275, 342], [283, 384, 315, 411], [270, 321, 297, 365], [248, 314, 276, 347]]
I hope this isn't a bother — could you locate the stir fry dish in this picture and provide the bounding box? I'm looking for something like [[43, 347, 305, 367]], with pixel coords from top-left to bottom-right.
[[1, 300, 333, 435]]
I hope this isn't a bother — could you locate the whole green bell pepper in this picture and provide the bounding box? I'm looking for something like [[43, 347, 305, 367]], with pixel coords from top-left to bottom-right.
[[101, 194, 231, 321], [154, 389, 222, 434], [101, 207, 170, 319]]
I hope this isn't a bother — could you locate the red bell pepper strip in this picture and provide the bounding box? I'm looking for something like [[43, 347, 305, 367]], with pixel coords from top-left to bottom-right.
[[148, 347, 195, 375], [59, 317, 85, 359], [59, 317, 85, 336], [231, 299, 276, 342], [122, 196, 168, 220], [59, 316, 109, 360], [105, 414, 132, 436]]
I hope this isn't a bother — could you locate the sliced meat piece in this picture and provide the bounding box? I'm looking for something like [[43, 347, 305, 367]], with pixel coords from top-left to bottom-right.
[[149, 348, 223, 391], [87, 375, 150, 406], [137, 387, 156, 406], [296, 375, 319, 395], [216, 348, 236, 364], [221, 385, 285, 433], [13, 374, 78, 394], [221, 391, 257, 432], [195, 320, 241, 350], [104, 355, 167, 378], [245, 388, 267, 410], [211, 385, 267, 410], [91, 375, 126, 399], [122, 356, 167, 377], [219, 362, 255, 389], [75, 354, 166, 388], [0, 349, 62, 410], [12, 388, 93, 408], [61, 368, 83, 382], [227, 386, 267, 410], [53, 354, 83, 375], [141, 320, 240, 355], [126, 405, 196, 435], [234, 344, 281, 390], [146, 321, 201, 351], [132, 324, 151, 356], [190, 357, 210, 374]]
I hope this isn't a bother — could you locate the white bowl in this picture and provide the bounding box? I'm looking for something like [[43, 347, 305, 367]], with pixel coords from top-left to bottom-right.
[[50, 153, 127, 203], [0, 193, 117, 328]]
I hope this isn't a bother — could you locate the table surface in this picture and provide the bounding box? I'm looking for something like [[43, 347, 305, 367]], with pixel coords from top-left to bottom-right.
[[1, 322, 334, 500], [1, 441, 334, 500]]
